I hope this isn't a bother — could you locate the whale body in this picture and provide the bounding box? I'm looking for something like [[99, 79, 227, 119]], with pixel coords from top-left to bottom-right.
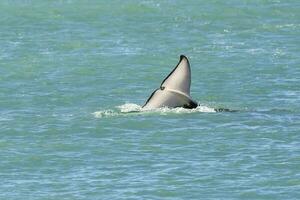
[[143, 55, 198, 109]]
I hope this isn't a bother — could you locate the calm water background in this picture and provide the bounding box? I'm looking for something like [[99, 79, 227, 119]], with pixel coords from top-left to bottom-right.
[[1, 0, 300, 199]]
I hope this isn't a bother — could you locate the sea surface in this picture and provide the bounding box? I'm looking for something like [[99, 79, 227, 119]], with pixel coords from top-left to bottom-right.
[[1, 0, 300, 199]]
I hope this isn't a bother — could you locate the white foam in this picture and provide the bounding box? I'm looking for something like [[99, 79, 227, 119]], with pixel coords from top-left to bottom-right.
[[93, 103, 216, 118], [117, 103, 142, 113], [145, 105, 216, 114]]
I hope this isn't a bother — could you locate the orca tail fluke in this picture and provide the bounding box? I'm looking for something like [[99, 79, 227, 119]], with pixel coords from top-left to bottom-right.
[[143, 55, 197, 109]]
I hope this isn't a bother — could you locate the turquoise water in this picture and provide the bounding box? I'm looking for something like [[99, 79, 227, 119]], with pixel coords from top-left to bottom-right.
[[1, 0, 300, 199]]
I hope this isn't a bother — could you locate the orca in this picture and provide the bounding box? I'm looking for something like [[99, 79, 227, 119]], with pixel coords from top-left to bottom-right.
[[143, 55, 198, 110]]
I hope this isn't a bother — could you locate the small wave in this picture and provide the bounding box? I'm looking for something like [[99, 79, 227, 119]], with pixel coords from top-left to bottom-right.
[[93, 103, 216, 118], [92, 109, 118, 118]]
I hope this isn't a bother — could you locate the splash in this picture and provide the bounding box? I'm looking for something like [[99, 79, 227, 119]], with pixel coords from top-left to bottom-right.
[[117, 103, 142, 113], [93, 103, 216, 118]]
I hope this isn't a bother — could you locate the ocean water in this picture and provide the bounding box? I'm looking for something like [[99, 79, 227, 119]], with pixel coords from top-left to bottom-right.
[[1, 0, 300, 199]]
